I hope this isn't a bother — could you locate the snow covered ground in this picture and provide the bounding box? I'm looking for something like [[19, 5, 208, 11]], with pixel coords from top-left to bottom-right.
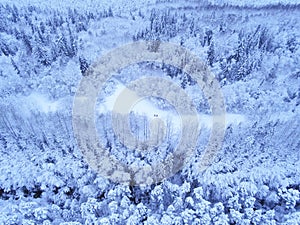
[[97, 81, 246, 129]]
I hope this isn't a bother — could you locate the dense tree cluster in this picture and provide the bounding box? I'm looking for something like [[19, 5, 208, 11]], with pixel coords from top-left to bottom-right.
[[0, 1, 299, 224]]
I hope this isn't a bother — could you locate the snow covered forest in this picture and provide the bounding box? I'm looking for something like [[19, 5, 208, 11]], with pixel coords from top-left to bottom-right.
[[0, 0, 300, 224]]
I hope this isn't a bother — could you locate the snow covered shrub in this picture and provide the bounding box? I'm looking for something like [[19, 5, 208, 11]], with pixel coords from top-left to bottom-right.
[[278, 187, 300, 210]]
